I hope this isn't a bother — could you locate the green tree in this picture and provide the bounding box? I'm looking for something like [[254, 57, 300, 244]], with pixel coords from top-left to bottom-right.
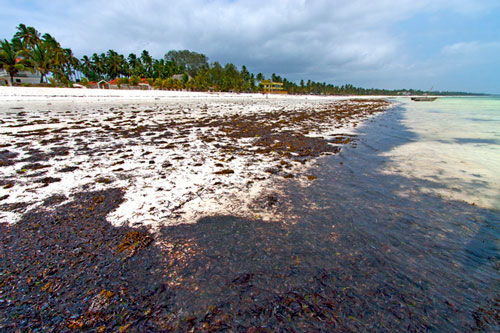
[[105, 49, 124, 80], [165, 50, 208, 76], [29, 42, 57, 83], [193, 70, 209, 91], [172, 78, 182, 90], [80, 55, 97, 81], [0, 39, 30, 85], [129, 75, 140, 86], [62, 48, 80, 81], [222, 63, 243, 92], [80, 77, 89, 87], [14, 24, 40, 51], [208, 61, 224, 90], [128, 53, 142, 76], [25, 33, 69, 83], [164, 78, 173, 90], [153, 77, 163, 89], [140, 50, 153, 76], [271, 73, 282, 82], [90, 53, 105, 80], [152, 58, 173, 79]]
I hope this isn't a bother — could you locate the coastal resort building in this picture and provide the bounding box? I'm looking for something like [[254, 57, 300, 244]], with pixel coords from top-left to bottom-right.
[[138, 82, 151, 90], [260, 80, 287, 94], [135, 78, 150, 90], [108, 78, 120, 89], [0, 66, 41, 86], [92, 77, 151, 90], [97, 80, 109, 89]]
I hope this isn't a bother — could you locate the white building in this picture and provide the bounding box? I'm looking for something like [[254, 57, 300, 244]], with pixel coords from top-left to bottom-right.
[[0, 68, 42, 85]]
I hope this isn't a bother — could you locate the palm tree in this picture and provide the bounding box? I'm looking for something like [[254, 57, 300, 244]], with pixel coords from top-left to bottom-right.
[[127, 53, 139, 75], [29, 42, 56, 83], [118, 54, 128, 78], [43, 34, 66, 69], [0, 39, 30, 85], [80, 55, 94, 80], [106, 49, 122, 80], [14, 24, 40, 50], [91, 53, 105, 80], [10, 37, 24, 52], [153, 59, 172, 79], [140, 50, 153, 77], [23, 33, 68, 83], [63, 48, 80, 81]]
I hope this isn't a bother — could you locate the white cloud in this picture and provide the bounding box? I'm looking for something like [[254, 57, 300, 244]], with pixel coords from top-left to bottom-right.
[[0, 0, 499, 92]]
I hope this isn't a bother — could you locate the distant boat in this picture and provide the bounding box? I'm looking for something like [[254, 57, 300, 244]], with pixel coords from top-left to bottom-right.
[[411, 96, 437, 102]]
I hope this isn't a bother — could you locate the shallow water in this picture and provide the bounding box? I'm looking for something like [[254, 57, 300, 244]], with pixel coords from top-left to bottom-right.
[[381, 96, 500, 210], [279, 100, 500, 329]]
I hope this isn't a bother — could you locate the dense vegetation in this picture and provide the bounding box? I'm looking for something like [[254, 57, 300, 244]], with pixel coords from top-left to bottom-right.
[[0, 24, 482, 95]]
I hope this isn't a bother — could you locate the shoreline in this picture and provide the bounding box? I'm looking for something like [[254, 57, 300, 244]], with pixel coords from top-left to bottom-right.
[[0, 87, 392, 228], [2, 92, 499, 330], [0, 88, 397, 330], [0, 86, 395, 101]]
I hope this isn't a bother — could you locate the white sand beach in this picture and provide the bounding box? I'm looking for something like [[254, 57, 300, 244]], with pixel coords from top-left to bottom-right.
[[0, 87, 390, 228]]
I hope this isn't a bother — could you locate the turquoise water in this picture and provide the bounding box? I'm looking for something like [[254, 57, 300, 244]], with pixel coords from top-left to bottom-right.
[[382, 96, 500, 210]]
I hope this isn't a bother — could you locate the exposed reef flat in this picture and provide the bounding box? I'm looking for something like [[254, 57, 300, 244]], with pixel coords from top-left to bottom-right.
[[0, 88, 393, 330], [0, 89, 391, 228]]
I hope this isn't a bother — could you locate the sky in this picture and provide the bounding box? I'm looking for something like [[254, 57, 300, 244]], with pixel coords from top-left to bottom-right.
[[1, 0, 499, 94]]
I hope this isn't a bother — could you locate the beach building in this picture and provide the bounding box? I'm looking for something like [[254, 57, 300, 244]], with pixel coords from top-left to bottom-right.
[[138, 82, 151, 90], [97, 80, 109, 89], [104, 77, 150, 90], [0, 67, 41, 85], [260, 80, 287, 94], [0, 57, 41, 85], [108, 78, 120, 89]]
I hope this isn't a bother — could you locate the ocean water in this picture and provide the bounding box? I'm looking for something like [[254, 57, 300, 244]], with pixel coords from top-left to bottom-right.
[[277, 97, 500, 329], [382, 96, 500, 210]]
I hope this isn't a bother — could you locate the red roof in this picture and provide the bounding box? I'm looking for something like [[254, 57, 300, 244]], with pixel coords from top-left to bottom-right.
[[108, 78, 120, 85]]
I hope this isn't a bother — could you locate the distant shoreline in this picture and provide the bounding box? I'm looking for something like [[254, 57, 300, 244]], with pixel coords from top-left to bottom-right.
[[0, 86, 399, 102]]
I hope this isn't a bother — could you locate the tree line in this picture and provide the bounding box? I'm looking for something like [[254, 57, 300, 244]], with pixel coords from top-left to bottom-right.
[[0, 24, 480, 95]]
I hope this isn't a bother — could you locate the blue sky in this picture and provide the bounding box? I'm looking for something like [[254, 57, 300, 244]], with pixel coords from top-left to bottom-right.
[[1, 0, 499, 93]]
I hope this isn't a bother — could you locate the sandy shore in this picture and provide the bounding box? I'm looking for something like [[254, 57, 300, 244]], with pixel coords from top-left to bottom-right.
[[0, 87, 397, 330], [0, 87, 391, 228]]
